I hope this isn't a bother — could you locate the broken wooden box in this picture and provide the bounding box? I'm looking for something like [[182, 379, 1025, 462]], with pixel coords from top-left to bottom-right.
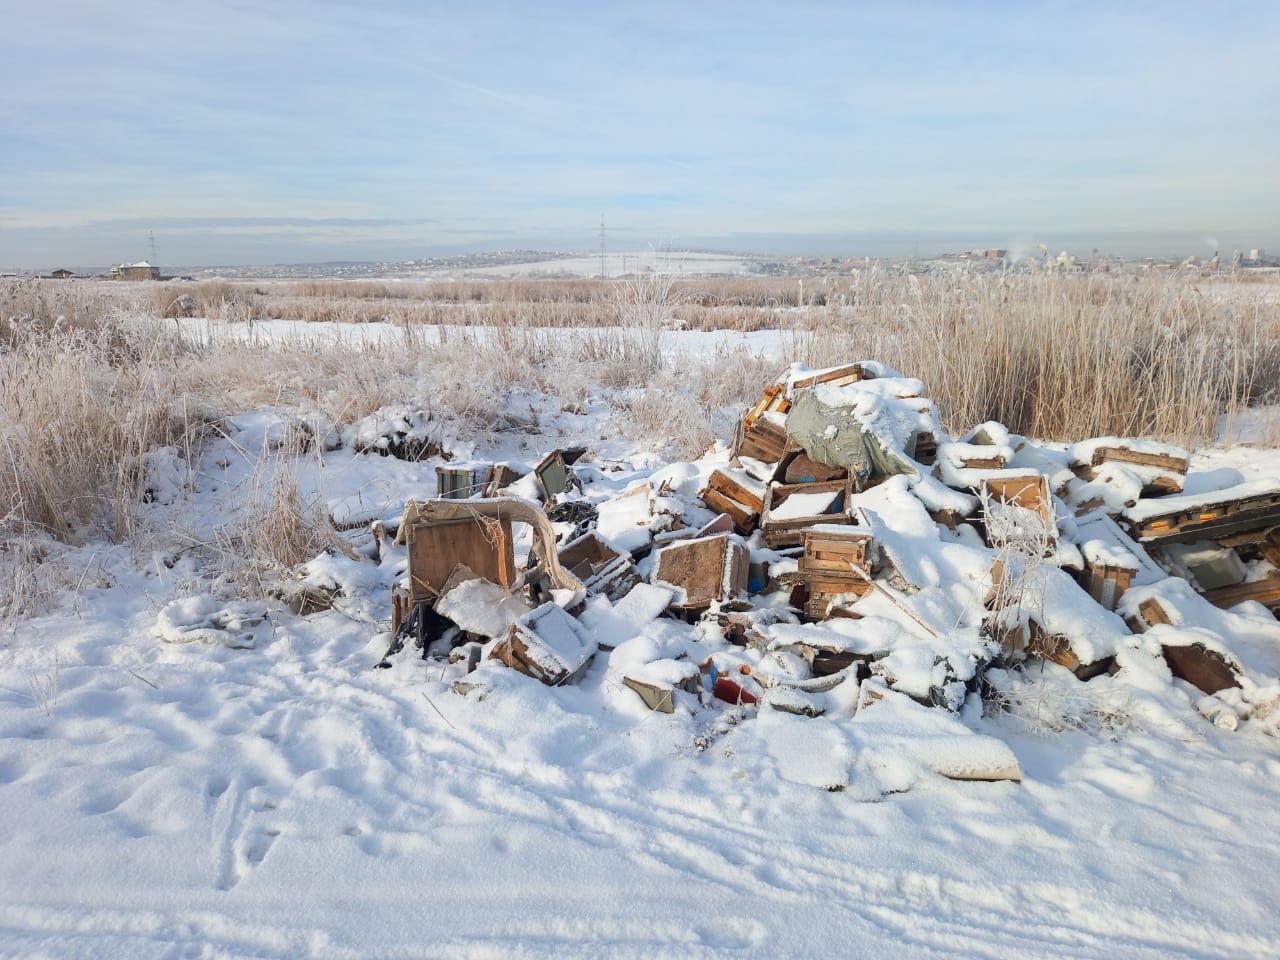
[[699, 467, 766, 535], [652, 532, 749, 613], [761, 479, 854, 549], [557, 530, 639, 602], [981, 473, 1056, 549], [798, 526, 874, 619], [489, 602, 597, 686]]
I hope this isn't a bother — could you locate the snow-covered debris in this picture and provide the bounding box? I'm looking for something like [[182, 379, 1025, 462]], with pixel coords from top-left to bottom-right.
[[156, 595, 270, 649], [488, 601, 597, 685], [350, 402, 447, 460]]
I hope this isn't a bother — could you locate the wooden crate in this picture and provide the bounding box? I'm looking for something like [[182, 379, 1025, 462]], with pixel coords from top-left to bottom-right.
[[482, 464, 526, 497], [981, 473, 1055, 548], [652, 533, 749, 611], [700, 468, 766, 536], [1130, 488, 1280, 543], [761, 479, 853, 549], [557, 530, 638, 602], [799, 529, 871, 577], [1078, 445, 1189, 497], [801, 530, 874, 619]]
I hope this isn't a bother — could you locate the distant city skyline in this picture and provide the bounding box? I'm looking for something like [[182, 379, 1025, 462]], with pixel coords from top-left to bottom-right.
[[3, 1, 1277, 267]]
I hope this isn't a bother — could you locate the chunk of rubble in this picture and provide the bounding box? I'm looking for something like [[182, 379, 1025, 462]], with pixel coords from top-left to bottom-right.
[[489, 602, 598, 686], [156, 596, 270, 650]]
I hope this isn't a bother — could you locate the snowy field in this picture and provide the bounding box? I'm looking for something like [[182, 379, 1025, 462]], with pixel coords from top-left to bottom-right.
[[450, 250, 760, 279], [2, 323, 1280, 959]]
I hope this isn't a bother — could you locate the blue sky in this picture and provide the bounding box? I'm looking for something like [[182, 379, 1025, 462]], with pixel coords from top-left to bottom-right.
[[2, 1, 1277, 267]]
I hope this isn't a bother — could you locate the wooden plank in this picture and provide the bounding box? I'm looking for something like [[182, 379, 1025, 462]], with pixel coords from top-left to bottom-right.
[[1091, 446, 1189, 474], [1202, 574, 1280, 610], [405, 516, 515, 603], [959, 455, 1006, 470], [791, 363, 868, 390]]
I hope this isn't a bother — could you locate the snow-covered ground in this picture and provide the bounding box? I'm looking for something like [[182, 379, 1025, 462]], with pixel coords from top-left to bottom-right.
[[452, 250, 761, 279], [3, 335, 1280, 958]]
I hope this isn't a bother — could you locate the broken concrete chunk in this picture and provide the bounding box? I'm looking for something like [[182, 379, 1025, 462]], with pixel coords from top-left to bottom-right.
[[489, 602, 598, 686], [652, 533, 749, 612]]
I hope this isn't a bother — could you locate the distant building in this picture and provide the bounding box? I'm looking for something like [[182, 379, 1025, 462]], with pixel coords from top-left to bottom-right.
[[50, 268, 75, 279], [110, 261, 160, 281]]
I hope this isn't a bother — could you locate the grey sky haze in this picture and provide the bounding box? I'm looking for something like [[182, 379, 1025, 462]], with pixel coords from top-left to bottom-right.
[[2, 1, 1277, 267]]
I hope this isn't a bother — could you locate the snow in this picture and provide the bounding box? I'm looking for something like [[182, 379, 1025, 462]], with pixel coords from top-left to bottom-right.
[[1125, 477, 1280, 523], [5, 334, 1280, 957], [768, 489, 842, 520]]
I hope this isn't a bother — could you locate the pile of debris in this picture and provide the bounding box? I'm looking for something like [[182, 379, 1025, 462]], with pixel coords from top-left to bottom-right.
[[375, 360, 1280, 771]]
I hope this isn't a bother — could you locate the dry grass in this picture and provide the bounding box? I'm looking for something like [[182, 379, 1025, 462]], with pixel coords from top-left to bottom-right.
[[4, 271, 1278, 579]]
